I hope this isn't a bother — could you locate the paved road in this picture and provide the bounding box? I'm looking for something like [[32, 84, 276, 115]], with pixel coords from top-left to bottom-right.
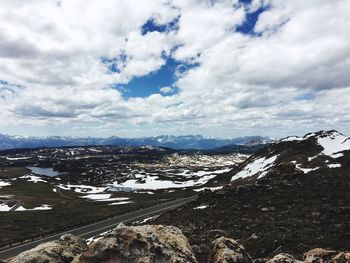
[[8, 201, 22, 212], [0, 199, 22, 212], [0, 196, 196, 261]]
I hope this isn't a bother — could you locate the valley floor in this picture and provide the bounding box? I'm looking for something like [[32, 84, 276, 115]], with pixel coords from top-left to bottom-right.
[[0, 146, 244, 248]]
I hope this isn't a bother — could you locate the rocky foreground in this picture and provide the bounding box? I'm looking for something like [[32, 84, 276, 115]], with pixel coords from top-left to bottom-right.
[[3, 224, 349, 263]]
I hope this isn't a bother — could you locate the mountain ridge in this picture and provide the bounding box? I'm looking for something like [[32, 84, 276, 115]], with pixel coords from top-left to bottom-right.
[[0, 133, 273, 150], [151, 130, 350, 261]]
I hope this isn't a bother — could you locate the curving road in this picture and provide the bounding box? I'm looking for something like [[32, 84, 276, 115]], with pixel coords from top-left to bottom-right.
[[0, 195, 197, 261]]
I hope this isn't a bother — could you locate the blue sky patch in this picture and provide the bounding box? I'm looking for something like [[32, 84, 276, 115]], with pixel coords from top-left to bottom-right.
[[0, 79, 24, 100], [236, 4, 269, 35], [295, 92, 316, 101], [114, 57, 198, 99], [141, 16, 180, 35], [101, 53, 128, 74], [239, 0, 252, 4]]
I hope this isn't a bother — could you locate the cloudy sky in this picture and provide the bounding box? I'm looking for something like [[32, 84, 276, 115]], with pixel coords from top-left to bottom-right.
[[0, 0, 349, 138]]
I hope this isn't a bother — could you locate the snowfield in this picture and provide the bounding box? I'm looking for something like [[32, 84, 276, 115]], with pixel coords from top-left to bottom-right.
[[55, 168, 231, 195], [109, 168, 231, 191], [317, 132, 350, 157], [109, 174, 216, 190], [231, 155, 278, 181], [281, 131, 350, 158]]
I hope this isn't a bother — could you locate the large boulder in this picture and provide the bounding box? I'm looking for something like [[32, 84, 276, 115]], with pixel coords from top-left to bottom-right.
[[208, 237, 253, 263], [266, 253, 303, 263], [304, 248, 339, 263], [331, 252, 350, 263], [77, 224, 197, 263], [9, 234, 87, 263], [60, 234, 88, 262]]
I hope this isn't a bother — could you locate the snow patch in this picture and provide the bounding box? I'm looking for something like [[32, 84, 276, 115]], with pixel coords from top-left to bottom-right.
[[292, 161, 319, 174], [109, 168, 230, 191], [317, 132, 350, 157], [97, 197, 130, 202], [194, 205, 208, 210], [58, 184, 106, 194], [0, 203, 14, 211], [81, 194, 111, 200], [86, 229, 113, 245], [0, 181, 11, 188], [308, 156, 318, 161], [19, 175, 47, 183], [138, 215, 159, 224], [328, 163, 341, 168], [109, 175, 216, 190], [281, 136, 304, 142], [194, 186, 223, 192], [6, 156, 30, 161], [16, 204, 52, 211], [81, 194, 130, 202], [330, 153, 344, 158], [231, 155, 278, 181], [108, 201, 133, 205]]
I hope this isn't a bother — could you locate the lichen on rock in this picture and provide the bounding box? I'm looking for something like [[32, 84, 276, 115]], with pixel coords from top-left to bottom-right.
[[8, 234, 87, 263], [77, 224, 197, 263], [304, 248, 339, 263], [208, 236, 253, 263], [266, 253, 303, 263]]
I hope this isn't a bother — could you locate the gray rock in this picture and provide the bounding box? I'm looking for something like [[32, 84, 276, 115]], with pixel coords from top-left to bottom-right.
[[331, 252, 350, 263], [304, 248, 339, 263], [60, 234, 88, 262], [266, 253, 303, 263], [9, 234, 87, 263], [208, 237, 253, 263], [77, 224, 197, 263]]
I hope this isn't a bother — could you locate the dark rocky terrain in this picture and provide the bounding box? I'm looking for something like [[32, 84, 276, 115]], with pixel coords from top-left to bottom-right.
[[152, 130, 350, 261], [0, 145, 249, 248]]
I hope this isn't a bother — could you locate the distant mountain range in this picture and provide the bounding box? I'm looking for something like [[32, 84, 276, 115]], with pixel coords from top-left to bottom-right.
[[0, 134, 273, 150]]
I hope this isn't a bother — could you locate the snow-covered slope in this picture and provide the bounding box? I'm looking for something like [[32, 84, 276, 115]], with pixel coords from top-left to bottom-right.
[[231, 130, 350, 182]]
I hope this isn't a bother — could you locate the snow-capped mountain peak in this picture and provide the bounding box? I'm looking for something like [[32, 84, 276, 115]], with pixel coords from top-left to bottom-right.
[[231, 130, 350, 183]]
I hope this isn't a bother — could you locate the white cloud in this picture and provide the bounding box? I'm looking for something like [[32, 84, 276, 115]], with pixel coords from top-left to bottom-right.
[[160, 86, 173, 94], [0, 0, 349, 137]]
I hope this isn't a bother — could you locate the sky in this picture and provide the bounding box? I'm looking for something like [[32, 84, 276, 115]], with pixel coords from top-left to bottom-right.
[[0, 0, 350, 138]]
